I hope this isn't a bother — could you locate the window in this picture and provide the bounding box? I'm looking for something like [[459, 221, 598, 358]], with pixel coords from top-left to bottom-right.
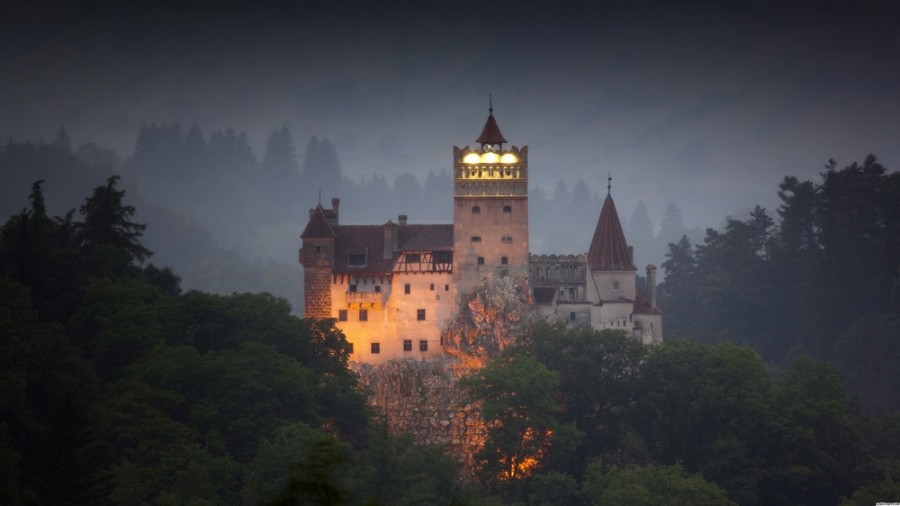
[[612, 281, 620, 290], [403, 339, 412, 352], [405, 253, 421, 263], [471, 236, 481, 242], [477, 257, 485, 265], [374, 285, 381, 293], [315, 245, 322, 253], [338, 310, 347, 321], [570, 311, 577, 322], [359, 309, 368, 321], [348, 343, 353, 353], [417, 309, 426, 321], [419, 340, 428, 352], [435, 251, 452, 263], [444, 284, 449, 291], [430, 283, 435, 291], [501, 236, 512, 244], [472, 205, 481, 213], [348, 253, 366, 266], [404, 283, 411, 294], [503, 205, 512, 213], [371, 343, 380, 354], [349, 284, 357, 292], [501, 256, 508, 265]]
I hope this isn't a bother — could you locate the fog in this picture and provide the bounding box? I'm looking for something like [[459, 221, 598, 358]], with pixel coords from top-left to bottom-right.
[[3, 0, 899, 312]]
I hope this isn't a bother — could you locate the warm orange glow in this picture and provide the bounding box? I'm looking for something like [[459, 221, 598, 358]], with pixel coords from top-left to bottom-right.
[[481, 152, 500, 163], [500, 152, 518, 164], [496, 427, 553, 481], [463, 152, 481, 164]]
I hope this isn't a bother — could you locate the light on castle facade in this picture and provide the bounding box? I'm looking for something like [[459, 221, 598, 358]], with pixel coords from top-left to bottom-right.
[[299, 107, 662, 364]]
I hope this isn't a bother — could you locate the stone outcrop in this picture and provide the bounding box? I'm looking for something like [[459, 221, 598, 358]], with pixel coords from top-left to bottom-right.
[[354, 359, 486, 480]]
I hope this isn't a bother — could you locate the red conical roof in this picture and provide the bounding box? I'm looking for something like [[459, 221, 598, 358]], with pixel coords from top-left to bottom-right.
[[476, 112, 507, 145], [300, 204, 336, 239], [587, 194, 637, 271]]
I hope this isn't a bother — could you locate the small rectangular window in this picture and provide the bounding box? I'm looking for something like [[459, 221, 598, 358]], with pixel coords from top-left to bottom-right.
[[359, 309, 368, 321], [348, 253, 366, 266], [315, 245, 322, 253], [404, 283, 411, 294], [348, 343, 354, 353], [569, 311, 577, 322], [471, 236, 481, 242], [405, 253, 421, 263], [403, 339, 412, 351], [501, 256, 508, 265], [417, 309, 426, 321], [477, 257, 484, 265], [444, 284, 449, 291], [374, 285, 381, 292], [349, 284, 357, 293], [338, 310, 347, 321], [430, 283, 435, 291], [502, 236, 512, 244], [419, 340, 428, 352], [371, 343, 380, 354], [503, 205, 512, 213]]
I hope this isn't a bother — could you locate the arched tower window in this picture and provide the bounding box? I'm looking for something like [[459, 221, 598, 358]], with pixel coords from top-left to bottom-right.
[[503, 205, 512, 213], [472, 205, 481, 214]]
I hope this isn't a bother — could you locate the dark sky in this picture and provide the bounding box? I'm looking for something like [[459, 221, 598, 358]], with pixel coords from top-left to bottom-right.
[[3, 0, 899, 228]]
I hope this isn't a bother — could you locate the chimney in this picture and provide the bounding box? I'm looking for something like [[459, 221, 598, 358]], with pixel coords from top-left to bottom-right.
[[646, 264, 657, 309], [331, 198, 340, 225], [383, 220, 398, 259], [398, 214, 408, 226], [628, 245, 634, 264]]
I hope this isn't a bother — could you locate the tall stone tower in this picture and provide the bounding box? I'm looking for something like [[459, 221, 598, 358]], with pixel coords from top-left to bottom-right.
[[299, 201, 338, 317], [452, 108, 529, 295]]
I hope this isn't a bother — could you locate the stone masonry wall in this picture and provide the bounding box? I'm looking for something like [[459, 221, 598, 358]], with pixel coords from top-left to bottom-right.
[[303, 269, 332, 318], [354, 359, 485, 481]]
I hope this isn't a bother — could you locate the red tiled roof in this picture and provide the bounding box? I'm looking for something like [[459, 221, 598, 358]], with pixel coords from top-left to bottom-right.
[[300, 205, 336, 239], [476, 112, 507, 145], [330, 223, 454, 273], [633, 286, 662, 315], [587, 194, 637, 271], [332, 225, 394, 273], [400, 224, 453, 251]]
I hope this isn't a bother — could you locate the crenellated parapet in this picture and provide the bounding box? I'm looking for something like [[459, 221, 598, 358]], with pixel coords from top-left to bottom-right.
[[452, 145, 528, 197]]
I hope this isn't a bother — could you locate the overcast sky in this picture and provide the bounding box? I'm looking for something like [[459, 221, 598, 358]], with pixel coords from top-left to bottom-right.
[[3, 0, 899, 228]]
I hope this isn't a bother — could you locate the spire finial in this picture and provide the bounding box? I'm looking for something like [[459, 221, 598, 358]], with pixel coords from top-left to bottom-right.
[[318, 189, 322, 206], [489, 94, 493, 115], [607, 173, 612, 195]]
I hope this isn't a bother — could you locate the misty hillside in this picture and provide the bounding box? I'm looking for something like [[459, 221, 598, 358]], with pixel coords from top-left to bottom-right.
[[1, 126, 707, 314]]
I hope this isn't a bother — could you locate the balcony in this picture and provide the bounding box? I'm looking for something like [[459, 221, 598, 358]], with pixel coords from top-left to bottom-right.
[[345, 291, 385, 306]]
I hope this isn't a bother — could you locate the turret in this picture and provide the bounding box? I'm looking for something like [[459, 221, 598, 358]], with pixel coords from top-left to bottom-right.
[[300, 204, 337, 318]]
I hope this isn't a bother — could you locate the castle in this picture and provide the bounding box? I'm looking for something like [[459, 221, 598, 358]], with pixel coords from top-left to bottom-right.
[[299, 109, 662, 364]]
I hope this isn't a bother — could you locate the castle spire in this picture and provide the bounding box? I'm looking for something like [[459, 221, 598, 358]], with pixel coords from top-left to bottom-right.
[[587, 193, 636, 271], [476, 100, 507, 147]]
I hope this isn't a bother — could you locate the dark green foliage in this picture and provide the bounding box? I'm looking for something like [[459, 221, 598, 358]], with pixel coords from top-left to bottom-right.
[[656, 156, 900, 417], [0, 179, 370, 505], [583, 462, 736, 506]]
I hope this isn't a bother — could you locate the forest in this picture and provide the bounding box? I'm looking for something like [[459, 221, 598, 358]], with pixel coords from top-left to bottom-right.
[[1, 127, 898, 504], [0, 125, 700, 315]]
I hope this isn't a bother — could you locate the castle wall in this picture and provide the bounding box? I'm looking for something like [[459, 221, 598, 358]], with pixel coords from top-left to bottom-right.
[[334, 271, 456, 364], [355, 360, 486, 482], [303, 268, 332, 318], [453, 197, 529, 295]]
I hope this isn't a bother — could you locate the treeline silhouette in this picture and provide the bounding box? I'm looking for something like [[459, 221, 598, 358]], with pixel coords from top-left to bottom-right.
[[2, 124, 694, 314], [1, 169, 898, 504], [657, 155, 900, 416]]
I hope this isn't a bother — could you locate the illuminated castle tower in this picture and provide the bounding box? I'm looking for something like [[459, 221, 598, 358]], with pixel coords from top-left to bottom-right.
[[452, 106, 529, 295]]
